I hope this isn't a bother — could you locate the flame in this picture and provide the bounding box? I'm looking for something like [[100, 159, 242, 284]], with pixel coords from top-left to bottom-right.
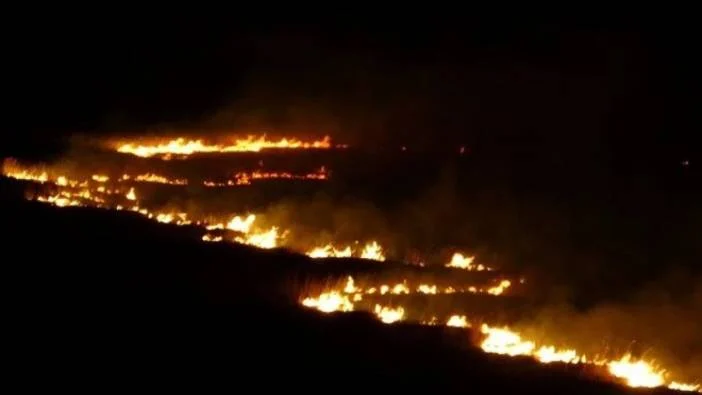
[[487, 280, 511, 295], [446, 252, 492, 271], [307, 276, 513, 300], [417, 284, 438, 294], [374, 304, 405, 324], [204, 214, 281, 249], [5, 157, 700, 392], [1, 158, 340, 255], [360, 241, 385, 261], [2, 158, 49, 183], [235, 226, 280, 249], [202, 234, 223, 242], [114, 135, 341, 158], [204, 166, 329, 187], [125, 187, 137, 201], [607, 354, 665, 388], [480, 324, 537, 356], [134, 173, 188, 185], [446, 315, 470, 328], [669, 382, 701, 392], [306, 242, 385, 261], [2, 158, 89, 188], [300, 286, 700, 392], [533, 346, 581, 364], [301, 291, 354, 313], [307, 245, 354, 258]]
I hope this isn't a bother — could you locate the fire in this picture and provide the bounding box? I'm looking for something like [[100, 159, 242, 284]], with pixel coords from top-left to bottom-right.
[[374, 304, 405, 324], [206, 214, 257, 233], [134, 173, 188, 185], [301, 291, 354, 313], [446, 253, 492, 271], [361, 241, 385, 261], [487, 280, 511, 295], [202, 214, 283, 249], [670, 382, 701, 392], [446, 315, 470, 328], [299, 286, 700, 392], [306, 242, 385, 261], [4, 154, 700, 392], [2, 158, 89, 188], [234, 166, 328, 185], [533, 346, 581, 364], [2, 158, 49, 183], [125, 187, 137, 201], [607, 354, 665, 388], [202, 234, 223, 242], [204, 166, 329, 187], [307, 245, 353, 258], [1, 158, 348, 254], [302, 276, 514, 307], [480, 324, 536, 356], [114, 135, 341, 158], [477, 322, 682, 390], [235, 226, 280, 249]]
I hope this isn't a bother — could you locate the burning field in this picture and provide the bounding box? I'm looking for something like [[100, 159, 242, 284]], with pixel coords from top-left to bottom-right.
[[2, 133, 700, 393]]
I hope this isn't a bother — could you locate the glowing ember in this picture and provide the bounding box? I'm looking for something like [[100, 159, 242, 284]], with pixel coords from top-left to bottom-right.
[[114, 135, 341, 158]]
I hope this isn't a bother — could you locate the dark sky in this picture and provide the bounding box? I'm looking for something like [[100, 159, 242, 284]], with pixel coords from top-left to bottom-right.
[[2, 16, 698, 161]]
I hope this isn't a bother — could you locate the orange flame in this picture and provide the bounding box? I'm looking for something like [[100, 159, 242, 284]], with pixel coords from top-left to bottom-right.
[[114, 135, 342, 158]]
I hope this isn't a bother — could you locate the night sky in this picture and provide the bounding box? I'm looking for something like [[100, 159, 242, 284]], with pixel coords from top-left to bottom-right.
[[3, 16, 698, 164]]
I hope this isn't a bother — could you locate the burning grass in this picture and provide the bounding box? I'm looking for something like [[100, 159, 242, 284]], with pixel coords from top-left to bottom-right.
[[2, 134, 700, 392]]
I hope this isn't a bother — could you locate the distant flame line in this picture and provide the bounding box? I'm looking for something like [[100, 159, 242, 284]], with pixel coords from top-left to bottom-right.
[[112, 135, 347, 158]]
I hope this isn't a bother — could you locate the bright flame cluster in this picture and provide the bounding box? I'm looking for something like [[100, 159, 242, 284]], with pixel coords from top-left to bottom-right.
[[446, 253, 492, 271], [307, 241, 385, 261]]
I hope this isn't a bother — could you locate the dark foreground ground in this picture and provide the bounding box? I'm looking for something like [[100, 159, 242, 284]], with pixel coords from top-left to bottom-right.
[[1, 179, 685, 393]]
